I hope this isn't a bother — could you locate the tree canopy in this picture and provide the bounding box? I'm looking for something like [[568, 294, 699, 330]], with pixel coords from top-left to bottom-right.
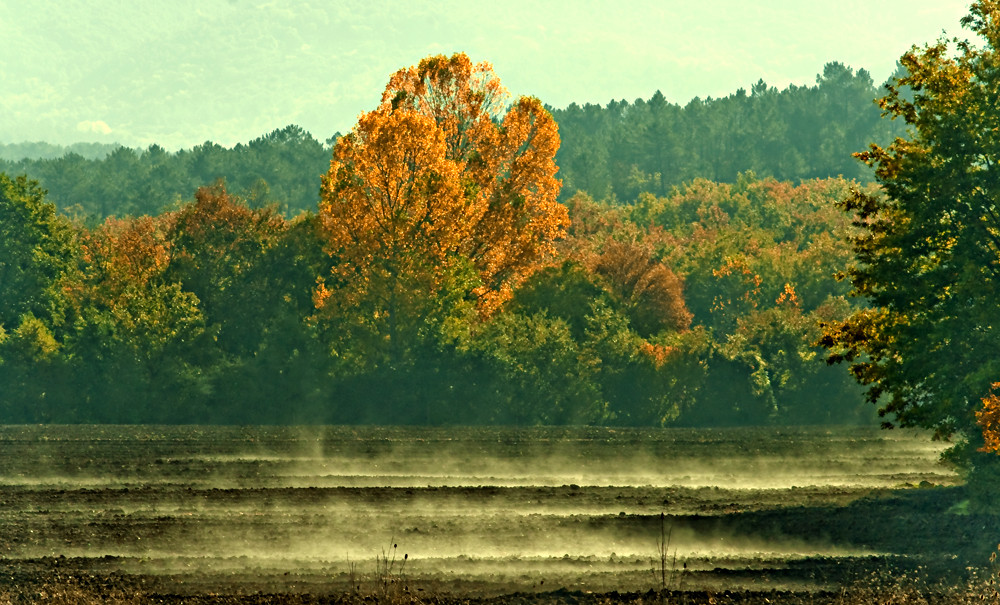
[[820, 1, 1000, 486], [0, 52, 886, 429], [315, 53, 568, 371], [0, 174, 78, 331]]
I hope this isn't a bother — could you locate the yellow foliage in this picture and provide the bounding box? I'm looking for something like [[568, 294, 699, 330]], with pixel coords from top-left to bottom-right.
[[775, 283, 800, 307], [318, 52, 567, 318], [976, 382, 1000, 454], [11, 315, 59, 360]]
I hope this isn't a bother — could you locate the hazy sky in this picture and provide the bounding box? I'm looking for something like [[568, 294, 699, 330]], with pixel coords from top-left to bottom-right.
[[1, 0, 972, 150]]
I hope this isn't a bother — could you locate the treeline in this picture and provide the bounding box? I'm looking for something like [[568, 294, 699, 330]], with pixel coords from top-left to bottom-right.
[[0, 125, 331, 220], [552, 62, 905, 201], [0, 171, 871, 426], [0, 62, 901, 221]]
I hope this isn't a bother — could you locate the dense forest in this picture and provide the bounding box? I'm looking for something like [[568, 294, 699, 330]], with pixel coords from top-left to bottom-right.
[[0, 168, 869, 426], [552, 62, 904, 201], [0, 126, 332, 220], [0, 141, 120, 162], [0, 45, 971, 437]]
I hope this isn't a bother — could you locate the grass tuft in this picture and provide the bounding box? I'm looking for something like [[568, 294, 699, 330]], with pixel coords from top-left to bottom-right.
[[0, 577, 143, 605]]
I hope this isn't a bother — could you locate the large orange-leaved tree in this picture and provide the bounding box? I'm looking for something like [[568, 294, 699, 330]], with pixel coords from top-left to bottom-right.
[[316, 52, 567, 368]]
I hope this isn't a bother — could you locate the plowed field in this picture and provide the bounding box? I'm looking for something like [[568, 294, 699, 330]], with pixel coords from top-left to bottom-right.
[[0, 425, 992, 603]]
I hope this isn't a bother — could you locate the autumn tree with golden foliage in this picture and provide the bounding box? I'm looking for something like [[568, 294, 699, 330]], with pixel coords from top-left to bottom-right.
[[68, 215, 204, 357], [53, 214, 210, 421], [381, 55, 566, 308], [317, 53, 567, 367]]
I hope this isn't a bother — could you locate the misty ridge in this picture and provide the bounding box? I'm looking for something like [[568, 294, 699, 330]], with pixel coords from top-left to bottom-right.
[[0, 141, 121, 162]]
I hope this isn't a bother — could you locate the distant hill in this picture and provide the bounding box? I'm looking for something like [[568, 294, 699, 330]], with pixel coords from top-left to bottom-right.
[[0, 141, 122, 161]]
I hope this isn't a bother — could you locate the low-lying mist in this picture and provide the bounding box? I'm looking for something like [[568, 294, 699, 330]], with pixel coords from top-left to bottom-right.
[[0, 425, 958, 594]]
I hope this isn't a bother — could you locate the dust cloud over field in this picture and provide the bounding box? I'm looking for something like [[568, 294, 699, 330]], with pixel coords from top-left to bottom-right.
[[0, 425, 975, 597]]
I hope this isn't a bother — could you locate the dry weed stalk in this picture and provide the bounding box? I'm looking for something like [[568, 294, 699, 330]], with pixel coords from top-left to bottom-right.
[[347, 553, 360, 596], [342, 539, 417, 605], [375, 539, 409, 603], [653, 511, 685, 603]]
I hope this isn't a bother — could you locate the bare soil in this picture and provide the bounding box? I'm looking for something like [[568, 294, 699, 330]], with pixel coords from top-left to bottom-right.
[[0, 425, 992, 603]]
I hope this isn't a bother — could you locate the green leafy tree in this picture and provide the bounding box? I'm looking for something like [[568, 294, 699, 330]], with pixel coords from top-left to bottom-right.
[[167, 184, 288, 355], [468, 309, 605, 425], [0, 174, 79, 420], [214, 213, 334, 422], [821, 2, 1000, 484], [0, 174, 78, 330], [163, 183, 333, 422]]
